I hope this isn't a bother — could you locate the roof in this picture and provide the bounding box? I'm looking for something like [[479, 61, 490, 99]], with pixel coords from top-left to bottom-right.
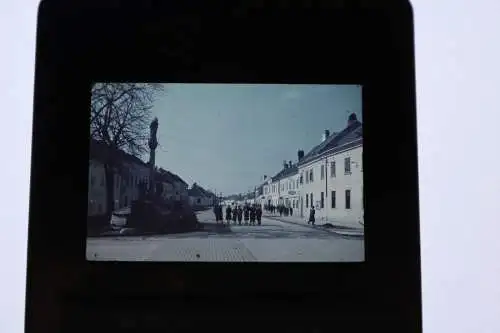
[[89, 138, 148, 167], [271, 164, 298, 182], [298, 120, 362, 167], [157, 167, 188, 186], [188, 183, 214, 197]]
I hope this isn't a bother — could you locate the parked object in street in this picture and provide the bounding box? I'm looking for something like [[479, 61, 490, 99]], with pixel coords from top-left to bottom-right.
[[109, 207, 131, 230], [108, 199, 199, 234]]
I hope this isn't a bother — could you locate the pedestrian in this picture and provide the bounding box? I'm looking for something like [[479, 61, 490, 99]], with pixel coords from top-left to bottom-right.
[[256, 205, 262, 226], [226, 205, 232, 225], [232, 206, 238, 224], [237, 206, 243, 225], [214, 205, 220, 223], [290, 206, 293, 216], [244, 205, 250, 225], [218, 205, 223, 222], [308, 206, 316, 225], [249, 206, 256, 225], [279, 205, 283, 217]]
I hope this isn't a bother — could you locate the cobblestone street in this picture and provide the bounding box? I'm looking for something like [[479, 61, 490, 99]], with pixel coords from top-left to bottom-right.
[[86, 209, 364, 262]]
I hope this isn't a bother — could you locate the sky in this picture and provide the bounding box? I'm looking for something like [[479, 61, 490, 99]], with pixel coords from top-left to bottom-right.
[[150, 84, 362, 195]]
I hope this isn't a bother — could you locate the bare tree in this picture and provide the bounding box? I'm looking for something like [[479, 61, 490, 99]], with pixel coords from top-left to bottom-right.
[[90, 83, 164, 218]]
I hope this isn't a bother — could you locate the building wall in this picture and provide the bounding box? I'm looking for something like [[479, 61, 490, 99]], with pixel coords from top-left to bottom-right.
[[88, 159, 107, 215], [117, 162, 150, 210], [263, 180, 280, 207], [87, 159, 150, 216], [173, 181, 188, 201], [280, 173, 300, 211], [189, 196, 212, 207], [298, 145, 363, 227]]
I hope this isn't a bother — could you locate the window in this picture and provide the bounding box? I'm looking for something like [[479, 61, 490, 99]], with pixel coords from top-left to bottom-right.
[[345, 189, 351, 209], [320, 192, 324, 208], [296, 179, 299, 187], [331, 161, 336, 177], [310, 193, 314, 208], [345, 157, 351, 174], [197, 198, 201, 204], [306, 194, 309, 208], [300, 174, 303, 184], [309, 170, 314, 182], [124, 196, 128, 207], [320, 165, 325, 180]]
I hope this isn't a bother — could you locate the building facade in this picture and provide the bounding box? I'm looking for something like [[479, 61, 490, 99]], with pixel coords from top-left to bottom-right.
[[88, 139, 189, 216], [155, 167, 189, 202], [87, 139, 150, 216], [271, 161, 300, 209], [297, 113, 363, 227], [188, 183, 214, 207]]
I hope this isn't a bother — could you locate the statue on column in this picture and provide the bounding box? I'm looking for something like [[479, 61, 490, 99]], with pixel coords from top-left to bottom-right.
[[148, 117, 159, 197]]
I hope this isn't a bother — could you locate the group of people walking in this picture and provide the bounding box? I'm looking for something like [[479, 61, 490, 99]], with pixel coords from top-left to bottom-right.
[[213, 204, 263, 226], [264, 203, 316, 225], [264, 204, 293, 217]]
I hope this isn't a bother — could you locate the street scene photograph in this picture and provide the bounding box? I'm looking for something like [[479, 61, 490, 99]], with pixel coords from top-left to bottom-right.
[[87, 83, 364, 262]]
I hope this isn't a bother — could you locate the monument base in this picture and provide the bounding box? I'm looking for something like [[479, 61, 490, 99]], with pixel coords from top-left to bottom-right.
[[128, 198, 199, 234]]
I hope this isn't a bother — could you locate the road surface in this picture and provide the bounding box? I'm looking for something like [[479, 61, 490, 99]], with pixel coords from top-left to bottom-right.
[[86, 209, 364, 262]]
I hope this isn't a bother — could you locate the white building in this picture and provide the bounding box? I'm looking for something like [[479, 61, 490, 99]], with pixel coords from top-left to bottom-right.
[[263, 176, 280, 207], [297, 113, 363, 228], [87, 139, 150, 216]]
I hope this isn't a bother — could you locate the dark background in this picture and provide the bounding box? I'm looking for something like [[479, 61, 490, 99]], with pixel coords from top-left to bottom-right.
[[27, 0, 420, 332]]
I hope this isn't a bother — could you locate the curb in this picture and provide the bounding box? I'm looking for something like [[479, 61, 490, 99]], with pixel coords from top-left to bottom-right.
[[88, 227, 202, 238], [264, 216, 364, 238]]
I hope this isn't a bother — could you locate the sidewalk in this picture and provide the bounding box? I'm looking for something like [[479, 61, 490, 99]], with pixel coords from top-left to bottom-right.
[[263, 213, 364, 237]]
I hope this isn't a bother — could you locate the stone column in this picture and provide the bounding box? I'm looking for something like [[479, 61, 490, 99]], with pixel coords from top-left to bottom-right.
[[148, 117, 159, 197]]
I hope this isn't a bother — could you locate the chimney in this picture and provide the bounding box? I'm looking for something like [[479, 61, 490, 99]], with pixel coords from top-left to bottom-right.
[[264, 175, 267, 180], [289, 161, 292, 168], [348, 113, 358, 126], [298, 150, 305, 161], [283, 160, 288, 169], [322, 129, 330, 142]]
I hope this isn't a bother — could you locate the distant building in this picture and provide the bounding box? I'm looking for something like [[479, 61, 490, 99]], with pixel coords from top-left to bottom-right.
[[188, 183, 214, 207], [155, 167, 189, 201], [297, 113, 363, 227]]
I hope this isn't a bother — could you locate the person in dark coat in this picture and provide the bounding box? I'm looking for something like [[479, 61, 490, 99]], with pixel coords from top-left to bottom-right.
[[308, 206, 316, 225], [290, 206, 293, 216], [249, 206, 256, 225], [279, 205, 283, 217], [237, 206, 243, 225], [226, 206, 232, 224], [214, 205, 220, 223], [244, 206, 250, 225], [256, 205, 262, 225], [232, 206, 238, 224]]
